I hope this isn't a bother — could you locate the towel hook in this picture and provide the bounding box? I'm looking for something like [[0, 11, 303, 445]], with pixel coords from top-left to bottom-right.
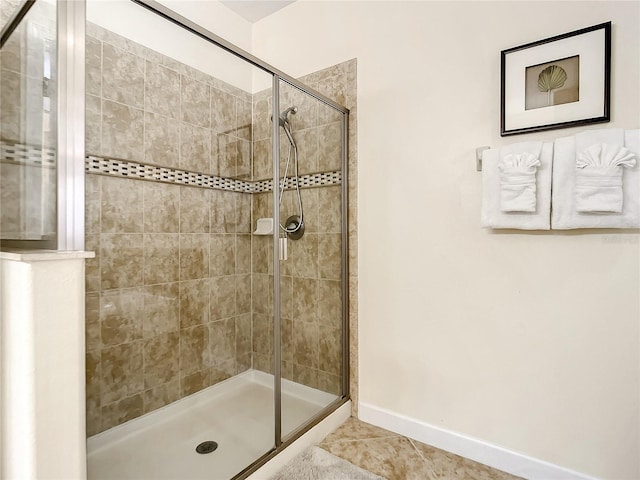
[[476, 146, 490, 171]]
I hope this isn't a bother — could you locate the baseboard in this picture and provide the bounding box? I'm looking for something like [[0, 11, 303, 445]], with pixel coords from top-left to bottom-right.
[[358, 402, 600, 480]]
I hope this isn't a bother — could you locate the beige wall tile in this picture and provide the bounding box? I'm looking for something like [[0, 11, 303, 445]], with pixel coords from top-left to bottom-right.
[[210, 87, 235, 135], [236, 98, 252, 141], [102, 99, 144, 161], [293, 363, 319, 389], [319, 279, 342, 329], [101, 394, 143, 432], [299, 188, 319, 233], [143, 380, 180, 414], [85, 173, 101, 235], [180, 187, 210, 233], [293, 277, 318, 323], [179, 233, 209, 280], [210, 318, 236, 367], [252, 96, 271, 141], [210, 275, 236, 320], [86, 351, 101, 406], [252, 138, 272, 180], [86, 95, 102, 155], [181, 370, 209, 396], [143, 182, 179, 233], [209, 234, 234, 276], [235, 313, 252, 368], [318, 233, 341, 280], [179, 279, 210, 329], [252, 236, 272, 275], [86, 398, 102, 436], [236, 274, 251, 315], [181, 76, 210, 128], [143, 234, 179, 285], [235, 192, 252, 234], [252, 313, 273, 356], [293, 319, 319, 369], [101, 175, 143, 233], [100, 287, 143, 347], [211, 133, 237, 178], [210, 190, 236, 233], [143, 331, 179, 388], [317, 122, 342, 172], [317, 371, 341, 396], [288, 87, 318, 132], [144, 112, 179, 168], [145, 61, 179, 119], [237, 139, 251, 179], [290, 233, 318, 279], [100, 233, 143, 290], [318, 186, 342, 234], [180, 325, 209, 375], [252, 273, 272, 316], [295, 128, 319, 175], [211, 361, 235, 384], [0, 70, 22, 142], [100, 342, 143, 404], [143, 283, 179, 338], [254, 353, 274, 375], [236, 234, 251, 275], [281, 317, 294, 365], [86, 292, 102, 352], [319, 325, 341, 376], [102, 43, 144, 108], [179, 122, 211, 174], [85, 234, 101, 293], [317, 77, 345, 125]]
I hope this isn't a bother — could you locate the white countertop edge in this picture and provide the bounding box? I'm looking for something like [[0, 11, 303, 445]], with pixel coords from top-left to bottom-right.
[[0, 250, 96, 262]]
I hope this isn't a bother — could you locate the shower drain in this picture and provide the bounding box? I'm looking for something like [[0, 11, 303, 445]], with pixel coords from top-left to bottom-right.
[[195, 441, 218, 454]]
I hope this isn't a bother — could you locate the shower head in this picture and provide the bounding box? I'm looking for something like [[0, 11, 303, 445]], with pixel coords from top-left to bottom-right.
[[280, 106, 298, 124], [270, 106, 298, 128]]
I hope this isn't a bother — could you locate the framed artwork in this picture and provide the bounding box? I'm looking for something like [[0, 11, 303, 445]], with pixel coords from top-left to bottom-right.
[[501, 22, 611, 136]]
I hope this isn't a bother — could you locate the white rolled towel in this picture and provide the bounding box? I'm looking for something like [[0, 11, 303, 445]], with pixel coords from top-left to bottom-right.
[[498, 152, 541, 212], [575, 143, 636, 213]]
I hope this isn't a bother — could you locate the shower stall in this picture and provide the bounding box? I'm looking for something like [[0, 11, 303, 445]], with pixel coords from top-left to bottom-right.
[[1, 0, 350, 478]]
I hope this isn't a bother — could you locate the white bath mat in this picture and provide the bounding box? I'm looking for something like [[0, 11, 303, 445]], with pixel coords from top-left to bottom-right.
[[269, 446, 384, 480]]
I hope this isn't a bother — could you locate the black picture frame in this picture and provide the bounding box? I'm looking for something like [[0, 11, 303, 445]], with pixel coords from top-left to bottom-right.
[[501, 22, 611, 137]]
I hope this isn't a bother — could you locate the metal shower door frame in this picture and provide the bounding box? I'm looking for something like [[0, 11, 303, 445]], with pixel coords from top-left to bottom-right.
[[88, 1, 350, 477]]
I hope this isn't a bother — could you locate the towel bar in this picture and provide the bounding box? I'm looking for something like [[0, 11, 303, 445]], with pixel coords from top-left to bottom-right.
[[476, 146, 490, 171]]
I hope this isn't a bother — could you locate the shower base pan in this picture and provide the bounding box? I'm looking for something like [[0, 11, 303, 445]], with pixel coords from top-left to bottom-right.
[[87, 370, 346, 480]]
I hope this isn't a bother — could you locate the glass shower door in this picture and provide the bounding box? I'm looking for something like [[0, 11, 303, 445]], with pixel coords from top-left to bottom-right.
[[276, 79, 346, 441], [0, 0, 58, 249]]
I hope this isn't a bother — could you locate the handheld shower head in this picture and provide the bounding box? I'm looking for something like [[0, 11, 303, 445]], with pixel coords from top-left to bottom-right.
[[279, 106, 297, 127], [270, 106, 298, 128]]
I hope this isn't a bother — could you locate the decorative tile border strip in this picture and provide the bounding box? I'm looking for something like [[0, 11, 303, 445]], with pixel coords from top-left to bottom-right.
[[0, 141, 56, 168], [85, 155, 341, 193], [85, 156, 253, 193], [252, 171, 343, 193], [0, 141, 341, 193]]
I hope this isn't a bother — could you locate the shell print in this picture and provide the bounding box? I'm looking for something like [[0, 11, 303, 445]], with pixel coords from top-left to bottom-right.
[[537, 64, 567, 92]]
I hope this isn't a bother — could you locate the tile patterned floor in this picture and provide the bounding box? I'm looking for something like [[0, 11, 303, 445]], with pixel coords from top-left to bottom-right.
[[318, 418, 522, 480]]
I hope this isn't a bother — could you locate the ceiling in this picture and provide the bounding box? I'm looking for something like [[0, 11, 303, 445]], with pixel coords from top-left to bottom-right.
[[219, 0, 296, 23]]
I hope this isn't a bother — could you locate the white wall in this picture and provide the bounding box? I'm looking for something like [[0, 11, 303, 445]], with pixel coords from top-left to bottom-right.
[[253, 2, 640, 479]]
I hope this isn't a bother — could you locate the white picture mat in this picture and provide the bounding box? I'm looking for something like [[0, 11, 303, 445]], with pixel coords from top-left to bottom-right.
[[504, 29, 606, 131]]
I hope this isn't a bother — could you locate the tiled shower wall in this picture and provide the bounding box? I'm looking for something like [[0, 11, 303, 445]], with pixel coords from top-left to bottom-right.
[[83, 22, 357, 435], [84, 23, 253, 435]]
